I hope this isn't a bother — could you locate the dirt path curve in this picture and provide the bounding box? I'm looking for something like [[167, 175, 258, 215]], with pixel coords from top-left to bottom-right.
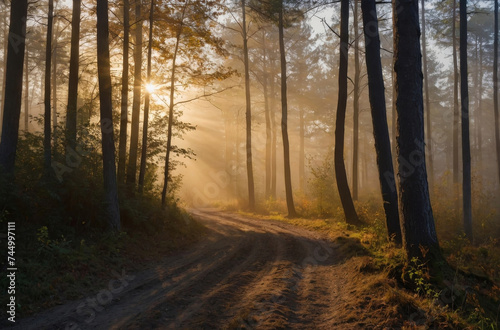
[[11, 209, 383, 329]]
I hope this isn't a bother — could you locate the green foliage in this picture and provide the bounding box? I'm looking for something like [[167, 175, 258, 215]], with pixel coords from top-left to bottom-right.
[[403, 257, 440, 298], [0, 137, 204, 320], [36, 225, 73, 258], [308, 152, 340, 217], [258, 172, 500, 328]]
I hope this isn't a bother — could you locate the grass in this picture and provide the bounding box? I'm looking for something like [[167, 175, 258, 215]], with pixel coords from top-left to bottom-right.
[[0, 194, 206, 319], [0, 129, 207, 319], [233, 191, 500, 329]]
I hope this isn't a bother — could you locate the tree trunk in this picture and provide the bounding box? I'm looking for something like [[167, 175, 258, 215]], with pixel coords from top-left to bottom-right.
[[138, 0, 154, 193], [361, 0, 401, 245], [494, 0, 500, 187], [335, 0, 359, 225], [453, 0, 459, 201], [96, 0, 121, 232], [235, 110, 241, 197], [393, 0, 440, 261], [473, 35, 479, 162], [278, 7, 297, 218], [24, 49, 28, 132], [460, 0, 472, 242], [66, 0, 81, 151], [392, 70, 397, 176], [263, 32, 271, 198], [161, 6, 186, 208], [52, 23, 58, 152], [43, 0, 54, 176], [299, 106, 305, 192], [118, 0, 130, 183], [224, 111, 233, 198], [0, 7, 8, 136], [421, 0, 434, 188], [270, 54, 277, 199], [352, 0, 360, 201], [53, 50, 57, 130], [241, 0, 255, 210], [478, 36, 483, 172], [126, 0, 143, 188]]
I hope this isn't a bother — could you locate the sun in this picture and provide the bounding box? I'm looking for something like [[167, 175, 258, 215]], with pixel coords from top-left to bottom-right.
[[145, 83, 157, 94]]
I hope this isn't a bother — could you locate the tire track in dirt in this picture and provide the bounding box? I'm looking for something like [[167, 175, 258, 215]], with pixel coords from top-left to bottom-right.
[[12, 209, 354, 330], [186, 210, 335, 329]]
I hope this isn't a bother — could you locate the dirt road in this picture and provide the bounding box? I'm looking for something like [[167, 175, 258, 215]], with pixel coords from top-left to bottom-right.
[[11, 209, 397, 329]]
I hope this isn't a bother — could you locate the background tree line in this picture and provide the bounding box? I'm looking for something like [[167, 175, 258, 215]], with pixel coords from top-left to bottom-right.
[[0, 0, 499, 269]]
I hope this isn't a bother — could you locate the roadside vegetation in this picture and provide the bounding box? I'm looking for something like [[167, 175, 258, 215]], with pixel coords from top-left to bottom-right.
[[229, 165, 500, 328], [0, 129, 205, 318]]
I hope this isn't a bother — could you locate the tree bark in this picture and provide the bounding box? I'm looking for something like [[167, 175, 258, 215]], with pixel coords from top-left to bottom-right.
[[335, 0, 359, 225], [278, 7, 297, 218], [118, 0, 130, 183], [352, 0, 360, 201], [494, 0, 500, 188], [52, 19, 59, 153], [224, 111, 234, 198], [361, 0, 401, 245], [299, 105, 305, 192], [96, 0, 121, 232], [262, 32, 271, 198], [473, 35, 479, 162], [270, 53, 277, 199], [241, 0, 255, 210], [421, 0, 434, 188], [24, 48, 28, 132], [453, 0, 459, 199], [66, 0, 81, 151], [126, 0, 143, 188], [393, 0, 440, 260], [391, 70, 397, 175], [138, 0, 154, 193], [476, 36, 480, 168], [43, 0, 54, 176], [460, 0, 472, 242], [0, 6, 8, 136], [161, 4, 186, 208]]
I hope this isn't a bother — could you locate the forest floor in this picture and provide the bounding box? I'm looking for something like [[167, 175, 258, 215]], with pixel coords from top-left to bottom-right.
[[6, 209, 494, 329]]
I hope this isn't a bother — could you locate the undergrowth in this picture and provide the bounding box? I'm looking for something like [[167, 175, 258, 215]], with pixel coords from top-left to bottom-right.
[[0, 129, 205, 319], [236, 173, 500, 328]]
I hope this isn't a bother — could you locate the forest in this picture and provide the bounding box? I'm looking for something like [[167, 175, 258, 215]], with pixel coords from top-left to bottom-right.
[[0, 0, 499, 328]]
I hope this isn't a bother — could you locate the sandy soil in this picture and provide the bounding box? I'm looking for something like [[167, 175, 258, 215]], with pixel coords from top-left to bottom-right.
[[9, 209, 410, 329]]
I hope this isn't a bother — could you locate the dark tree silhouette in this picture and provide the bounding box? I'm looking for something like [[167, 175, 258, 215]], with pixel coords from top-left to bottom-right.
[[96, 0, 121, 231], [248, 0, 303, 216], [460, 0, 472, 241], [0, 0, 28, 173], [421, 0, 434, 187], [162, 2, 186, 207], [138, 0, 155, 193], [277, 2, 297, 217], [66, 0, 81, 151], [118, 0, 130, 183], [393, 0, 440, 260], [361, 0, 401, 244], [43, 0, 54, 176], [242, 0, 256, 210], [126, 0, 143, 189], [452, 0, 459, 203], [335, 0, 359, 225], [24, 47, 29, 132], [494, 0, 500, 186], [352, 0, 360, 201]]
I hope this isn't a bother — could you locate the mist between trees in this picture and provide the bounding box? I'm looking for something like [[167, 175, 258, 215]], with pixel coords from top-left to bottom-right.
[[0, 0, 499, 265]]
